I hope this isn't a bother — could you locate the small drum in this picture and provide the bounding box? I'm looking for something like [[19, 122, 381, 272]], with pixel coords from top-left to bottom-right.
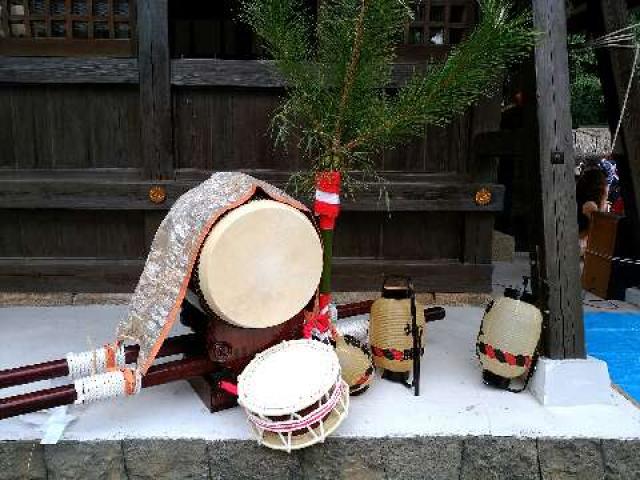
[[197, 200, 323, 329], [238, 339, 349, 452], [334, 335, 374, 395]]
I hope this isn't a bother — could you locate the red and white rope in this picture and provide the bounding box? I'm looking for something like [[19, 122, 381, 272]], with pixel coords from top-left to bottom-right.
[[246, 379, 345, 433], [314, 171, 341, 230], [303, 294, 337, 341]]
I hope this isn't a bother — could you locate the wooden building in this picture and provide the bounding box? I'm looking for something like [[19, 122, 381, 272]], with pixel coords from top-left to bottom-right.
[[1, 0, 638, 359], [0, 0, 502, 294]]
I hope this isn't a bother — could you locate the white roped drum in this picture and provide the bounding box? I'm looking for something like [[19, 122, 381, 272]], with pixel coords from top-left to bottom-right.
[[238, 339, 349, 452], [197, 200, 323, 329]]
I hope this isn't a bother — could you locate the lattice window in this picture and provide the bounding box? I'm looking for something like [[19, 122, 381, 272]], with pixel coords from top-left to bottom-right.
[[0, 0, 136, 56], [400, 0, 476, 60]]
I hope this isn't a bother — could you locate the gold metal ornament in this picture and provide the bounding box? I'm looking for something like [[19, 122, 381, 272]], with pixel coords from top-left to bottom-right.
[[475, 188, 492, 206], [149, 185, 167, 204]]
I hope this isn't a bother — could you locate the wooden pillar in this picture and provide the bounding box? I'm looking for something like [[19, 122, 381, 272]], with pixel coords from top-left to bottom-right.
[[586, 0, 640, 255], [138, 0, 173, 180], [532, 0, 585, 359]]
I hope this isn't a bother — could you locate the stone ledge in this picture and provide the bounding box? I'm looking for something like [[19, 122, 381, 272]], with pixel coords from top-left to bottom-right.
[[2, 437, 640, 480], [0, 293, 132, 307], [0, 292, 492, 307]]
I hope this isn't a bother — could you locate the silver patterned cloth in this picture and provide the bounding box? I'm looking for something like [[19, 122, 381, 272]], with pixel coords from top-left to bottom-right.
[[117, 172, 308, 374]]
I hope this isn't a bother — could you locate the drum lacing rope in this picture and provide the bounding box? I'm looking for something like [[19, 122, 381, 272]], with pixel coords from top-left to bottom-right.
[[74, 368, 141, 405], [66, 343, 126, 380], [247, 379, 346, 434]]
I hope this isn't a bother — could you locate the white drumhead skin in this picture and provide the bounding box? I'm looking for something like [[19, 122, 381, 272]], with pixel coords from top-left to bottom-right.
[[198, 200, 322, 328], [238, 340, 341, 416]]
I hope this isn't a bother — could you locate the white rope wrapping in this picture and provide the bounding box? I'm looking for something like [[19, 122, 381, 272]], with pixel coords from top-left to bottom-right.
[[66, 344, 126, 380], [74, 370, 141, 405]]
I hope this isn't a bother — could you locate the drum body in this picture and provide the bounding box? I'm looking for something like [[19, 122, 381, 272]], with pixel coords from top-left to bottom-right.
[[477, 297, 542, 380], [196, 199, 323, 329], [238, 339, 349, 452], [334, 335, 374, 395], [369, 298, 426, 373]]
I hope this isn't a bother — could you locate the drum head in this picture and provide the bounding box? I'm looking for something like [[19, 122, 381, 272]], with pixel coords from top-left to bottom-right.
[[198, 200, 322, 328], [238, 339, 340, 416]]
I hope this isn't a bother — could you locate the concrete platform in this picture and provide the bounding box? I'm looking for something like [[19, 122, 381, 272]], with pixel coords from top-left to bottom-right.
[[1, 305, 640, 479]]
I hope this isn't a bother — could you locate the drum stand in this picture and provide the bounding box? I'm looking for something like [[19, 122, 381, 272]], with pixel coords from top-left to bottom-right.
[[179, 299, 374, 412], [0, 300, 373, 420]]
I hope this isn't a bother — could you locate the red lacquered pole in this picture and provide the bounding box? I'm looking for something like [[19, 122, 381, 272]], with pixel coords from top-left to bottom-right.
[[336, 300, 372, 319], [0, 334, 201, 390], [0, 356, 217, 421]]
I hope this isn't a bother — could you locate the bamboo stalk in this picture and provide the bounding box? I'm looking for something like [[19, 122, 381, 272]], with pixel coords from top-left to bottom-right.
[[319, 228, 334, 295]]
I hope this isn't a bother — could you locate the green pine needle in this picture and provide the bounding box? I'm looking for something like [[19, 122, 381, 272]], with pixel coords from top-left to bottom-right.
[[240, 0, 535, 197]]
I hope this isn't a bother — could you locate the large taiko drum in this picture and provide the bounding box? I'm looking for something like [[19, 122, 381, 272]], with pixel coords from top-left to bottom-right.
[[196, 200, 323, 329], [238, 339, 350, 452]]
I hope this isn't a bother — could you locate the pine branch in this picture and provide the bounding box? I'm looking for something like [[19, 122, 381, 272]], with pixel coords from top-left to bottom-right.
[[333, 0, 369, 151], [347, 1, 535, 152], [241, 0, 535, 195]]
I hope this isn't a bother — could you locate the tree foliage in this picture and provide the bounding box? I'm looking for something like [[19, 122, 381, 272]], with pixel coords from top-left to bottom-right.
[[568, 34, 606, 127], [241, 0, 536, 194], [568, 9, 640, 128]]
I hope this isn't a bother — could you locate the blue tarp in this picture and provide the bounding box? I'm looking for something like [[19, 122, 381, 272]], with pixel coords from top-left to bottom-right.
[[585, 312, 640, 401]]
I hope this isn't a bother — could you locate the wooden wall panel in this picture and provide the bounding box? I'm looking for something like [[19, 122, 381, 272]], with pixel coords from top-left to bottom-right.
[[0, 210, 23, 257], [0, 210, 146, 259], [381, 212, 463, 260], [0, 89, 16, 169], [173, 87, 480, 174], [173, 89, 233, 170], [174, 89, 288, 171], [333, 212, 384, 258], [0, 85, 141, 170]]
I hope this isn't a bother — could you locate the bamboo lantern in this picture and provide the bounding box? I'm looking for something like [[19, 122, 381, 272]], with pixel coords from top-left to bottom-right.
[[476, 296, 542, 390]]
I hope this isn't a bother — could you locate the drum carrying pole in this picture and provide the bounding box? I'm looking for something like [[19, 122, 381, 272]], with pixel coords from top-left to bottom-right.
[[0, 334, 201, 390], [0, 357, 217, 421]]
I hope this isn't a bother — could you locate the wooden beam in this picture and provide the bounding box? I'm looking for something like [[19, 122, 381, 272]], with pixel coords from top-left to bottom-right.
[[171, 60, 430, 89], [0, 258, 143, 292], [0, 58, 139, 84], [137, 0, 173, 179], [532, 0, 585, 359], [0, 58, 439, 89], [333, 258, 493, 292], [0, 257, 492, 293], [0, 176, 504, 212], [586, 0, 640, 255], [170, 60, 285, 88]]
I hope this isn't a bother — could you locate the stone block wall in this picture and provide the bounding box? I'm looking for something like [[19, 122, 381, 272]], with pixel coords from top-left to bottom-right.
[[1, 437, 639, 480]]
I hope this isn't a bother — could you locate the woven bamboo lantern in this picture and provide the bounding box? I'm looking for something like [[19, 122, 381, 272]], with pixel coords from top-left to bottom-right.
[[476, 296, 542, 390], [369, 297, 426, 373], [334, 334, 374, 395]]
